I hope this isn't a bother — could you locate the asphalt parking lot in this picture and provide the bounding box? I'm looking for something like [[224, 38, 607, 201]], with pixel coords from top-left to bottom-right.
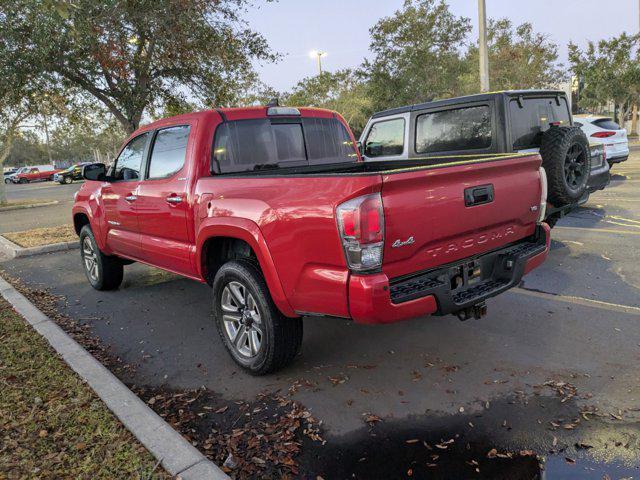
[[2, 156, 640, 478], [1, 181, 82, 233]]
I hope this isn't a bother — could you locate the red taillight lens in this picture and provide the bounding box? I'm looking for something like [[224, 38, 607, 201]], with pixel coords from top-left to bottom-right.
[[591, 131, 615, 138], [336, 193, 385, 271]]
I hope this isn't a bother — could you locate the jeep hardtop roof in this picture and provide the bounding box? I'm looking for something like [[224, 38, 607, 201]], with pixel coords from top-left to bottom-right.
[[371, 89, 567, 119]]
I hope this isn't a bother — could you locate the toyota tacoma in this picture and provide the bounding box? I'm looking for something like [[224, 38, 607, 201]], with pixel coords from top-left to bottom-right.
[[73, 106, 550, 374]]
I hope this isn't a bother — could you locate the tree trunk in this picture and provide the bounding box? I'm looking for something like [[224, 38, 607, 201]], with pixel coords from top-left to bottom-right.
[[0, 141, 13, 205]]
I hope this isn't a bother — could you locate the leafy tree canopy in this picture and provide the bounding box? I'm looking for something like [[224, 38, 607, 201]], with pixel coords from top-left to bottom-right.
[[569, 33, 640, 122], [285, 70, 373, 135], [0, 0, 277, 133], [461, 18, 565, 94], [364, 0, 471, 112]]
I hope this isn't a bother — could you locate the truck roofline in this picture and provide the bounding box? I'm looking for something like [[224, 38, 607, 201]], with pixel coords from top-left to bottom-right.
[[370, 89, 567, 119]]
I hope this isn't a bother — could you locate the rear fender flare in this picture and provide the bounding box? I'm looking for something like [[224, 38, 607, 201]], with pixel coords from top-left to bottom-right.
[[196, 218, 297, 318]]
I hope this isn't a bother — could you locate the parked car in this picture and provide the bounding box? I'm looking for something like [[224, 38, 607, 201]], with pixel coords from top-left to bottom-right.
[[73, 106, 549, 374], [13, 165, 61, 183], [359, 90, 610, 228], [574, 115, 629, 167], [54, 163, 89, 184], [3, 167, 18, 183]]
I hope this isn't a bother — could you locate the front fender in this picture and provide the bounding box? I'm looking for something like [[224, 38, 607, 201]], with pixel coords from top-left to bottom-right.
[[196, 217, 297, 318], [72, 197, 107, 252]]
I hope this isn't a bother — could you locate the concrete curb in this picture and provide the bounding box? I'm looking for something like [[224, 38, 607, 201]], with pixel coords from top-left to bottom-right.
[[0, 275, 229, 480], [0, 235, 79, 259], [0, 200, 59, 212]]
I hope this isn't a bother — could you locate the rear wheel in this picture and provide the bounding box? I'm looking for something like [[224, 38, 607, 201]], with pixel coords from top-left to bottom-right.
[[63, 176, 72, 184], [212, 260, 303, 375], [19, 178, 28, 184], [540, 126, 590, 205], [79, 225, 123, 290]]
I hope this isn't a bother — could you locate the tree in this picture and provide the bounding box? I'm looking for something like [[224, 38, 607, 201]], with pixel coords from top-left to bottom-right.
[[569, 33, 640, 123], [364, 0, 471, 112], [461, 19, 565, 94], [285, 70, 373, 136], [0, 0, 276, 134]]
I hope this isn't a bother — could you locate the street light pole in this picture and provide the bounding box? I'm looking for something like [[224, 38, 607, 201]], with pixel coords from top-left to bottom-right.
[[42, 113, 52, 164], [310, 50, 326, 76], [478, 0, 490, 92]]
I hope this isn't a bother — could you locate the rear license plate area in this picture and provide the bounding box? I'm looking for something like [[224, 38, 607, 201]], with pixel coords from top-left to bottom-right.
[[448, 260, 482, 290]]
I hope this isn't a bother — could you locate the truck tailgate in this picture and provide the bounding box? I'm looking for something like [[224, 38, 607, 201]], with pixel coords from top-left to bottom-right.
[[380, 154, 543, 280]]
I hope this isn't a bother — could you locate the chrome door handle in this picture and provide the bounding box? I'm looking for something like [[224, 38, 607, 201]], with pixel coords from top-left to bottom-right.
[[125, 195, 137, 202], [166, 196, 182, 204]]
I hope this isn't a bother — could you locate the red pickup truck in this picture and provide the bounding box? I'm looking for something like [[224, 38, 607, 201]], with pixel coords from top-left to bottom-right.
[[14, 165, 61, 183], [73, 106, 550, 374]]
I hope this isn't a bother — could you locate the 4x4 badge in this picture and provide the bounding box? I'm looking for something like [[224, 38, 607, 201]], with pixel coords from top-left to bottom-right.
[[392, 236, 415, 248]]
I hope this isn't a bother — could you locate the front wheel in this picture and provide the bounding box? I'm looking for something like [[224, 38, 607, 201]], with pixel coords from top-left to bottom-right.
[[63, 176, 72, 184], [212, 260, 303, 375], [79, 225, 123, 290], [19, 178, 28, 184]]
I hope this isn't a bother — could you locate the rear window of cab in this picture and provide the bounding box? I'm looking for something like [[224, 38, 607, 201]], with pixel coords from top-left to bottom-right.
[[212, 117, 357, 174]]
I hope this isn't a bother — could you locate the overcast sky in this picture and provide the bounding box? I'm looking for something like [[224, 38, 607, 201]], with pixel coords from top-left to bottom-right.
[[244, 0, 640, 92]]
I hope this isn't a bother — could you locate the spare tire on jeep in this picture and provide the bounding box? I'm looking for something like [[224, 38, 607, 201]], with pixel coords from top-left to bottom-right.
[[540, 126, 591, 205]]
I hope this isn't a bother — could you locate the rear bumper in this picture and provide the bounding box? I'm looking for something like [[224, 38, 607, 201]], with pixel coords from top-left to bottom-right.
[[608, 154, 628, 164], [348, 223, 550, 324], [586, 160, 611, 193]]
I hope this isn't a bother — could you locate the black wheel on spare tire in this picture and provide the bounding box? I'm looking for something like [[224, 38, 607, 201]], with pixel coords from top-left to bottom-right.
[[79, 225, 123, 290], [540, 126, 590, 205], [212, 259, 303, 375]]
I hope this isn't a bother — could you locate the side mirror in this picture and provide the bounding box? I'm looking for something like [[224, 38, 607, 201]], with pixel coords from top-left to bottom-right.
[[82, 163, 107, 181]]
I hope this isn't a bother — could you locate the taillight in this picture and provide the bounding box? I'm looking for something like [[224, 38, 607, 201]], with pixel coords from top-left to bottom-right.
[[538, 167, 547, 223], [591, 131, 615, 138], [336, 193, 384, 272]]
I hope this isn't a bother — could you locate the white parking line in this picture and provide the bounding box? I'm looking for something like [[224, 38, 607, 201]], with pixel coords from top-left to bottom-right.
[[555, 226, 640, 236], [513, 288, 640, 316]]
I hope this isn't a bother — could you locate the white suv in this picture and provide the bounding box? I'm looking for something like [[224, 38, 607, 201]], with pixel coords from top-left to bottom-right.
[[574, 115, 629, 166]]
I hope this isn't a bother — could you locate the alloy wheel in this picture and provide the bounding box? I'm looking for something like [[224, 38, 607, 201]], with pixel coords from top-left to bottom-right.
[[82, 237, 99, 282], [220, 281, 263, 358], [564, 143, 588, 192]]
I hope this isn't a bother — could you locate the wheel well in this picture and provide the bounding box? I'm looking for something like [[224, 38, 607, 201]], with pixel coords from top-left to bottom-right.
[[73, 213, 90, 236], [202, 237, 258, 285]]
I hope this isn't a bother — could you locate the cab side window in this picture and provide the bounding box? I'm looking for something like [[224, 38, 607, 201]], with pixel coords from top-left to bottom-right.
[[364, 118, 405, 157], [147, 126, 190, 179], [112, 133, 150, 181]]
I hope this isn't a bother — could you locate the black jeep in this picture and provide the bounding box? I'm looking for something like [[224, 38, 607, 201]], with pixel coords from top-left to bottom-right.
[[359, 90, 609, 227]]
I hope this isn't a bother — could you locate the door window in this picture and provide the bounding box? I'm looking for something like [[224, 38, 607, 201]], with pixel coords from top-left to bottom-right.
[[147, 126, 190, 179], [415, 106, 492, 154], [364, 118, 405, 157], [112, 133, 150, 181]]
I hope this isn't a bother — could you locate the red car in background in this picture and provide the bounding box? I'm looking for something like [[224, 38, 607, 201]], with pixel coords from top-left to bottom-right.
[[14, 165, 62, 183]]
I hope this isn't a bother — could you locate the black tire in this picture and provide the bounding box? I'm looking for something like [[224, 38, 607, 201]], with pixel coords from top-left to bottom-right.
[[540, 126, 591, 205], [63, 176, 72, 184], [19, 178, 28, 184], [212, 259, 303, 375], [79, 225, 124, 291], [4, 178, 11, 184]]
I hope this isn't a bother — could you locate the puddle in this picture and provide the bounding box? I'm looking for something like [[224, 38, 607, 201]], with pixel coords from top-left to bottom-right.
[[299, 396, 640, 480]]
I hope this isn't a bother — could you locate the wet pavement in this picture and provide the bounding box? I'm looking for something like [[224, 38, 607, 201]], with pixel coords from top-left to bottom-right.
[[2, 156, 640, 478]]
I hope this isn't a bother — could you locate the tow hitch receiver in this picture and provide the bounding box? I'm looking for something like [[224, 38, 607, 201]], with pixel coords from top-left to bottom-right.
[[455, 302, 487, 321]]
